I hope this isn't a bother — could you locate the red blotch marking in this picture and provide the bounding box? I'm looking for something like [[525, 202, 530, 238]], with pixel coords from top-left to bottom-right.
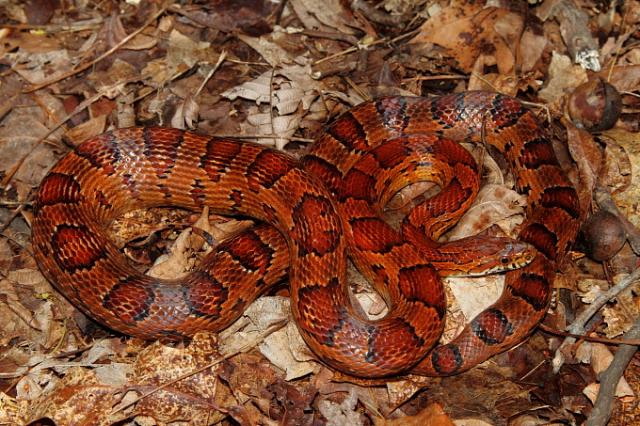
[[37, 173, 82, 207], [370, 138, 410, 169], [349, 217, 402, 253], [540, 186, 580, 219], [431, 345, 463, 375], [223, 230, 274, 274], [296, 278, 344, 344], [291, 195, 340, 257], [519, 223, 557, 259], [327, 112, 369, 152], [398, 265, 445, 318], [339, 169, 375, 202], [102, 276, 155, 322], [471, 308, 513, 345], [203, 139, 242, 182], [520, 138, 558, 169], [247, 149, 296, 191], [510, 273, 550, 311], [52, 225, 105, 272], [301, 155, 342, 193], [185, 271, 228, 317]]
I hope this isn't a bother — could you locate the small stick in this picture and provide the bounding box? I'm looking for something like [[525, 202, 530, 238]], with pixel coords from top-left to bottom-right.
[[24, 3, 172, 93], [552, 266, 640, 372], [585, 318, 640, 426]]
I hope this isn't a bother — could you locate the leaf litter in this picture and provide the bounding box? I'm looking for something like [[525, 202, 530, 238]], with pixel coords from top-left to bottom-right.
[[1, 0, 640, 425]]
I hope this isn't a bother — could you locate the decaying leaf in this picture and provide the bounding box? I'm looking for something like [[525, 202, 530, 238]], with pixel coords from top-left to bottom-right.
[[411, 4, 523, 75], [3, 0, 640, 424], [222, 64, 324, 149], [289, 0, 358, 35], [538, 52, 588, 103]]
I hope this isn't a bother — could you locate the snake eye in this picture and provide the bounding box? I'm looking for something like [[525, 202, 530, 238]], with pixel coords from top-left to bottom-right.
[[500, 256, 509, 264]]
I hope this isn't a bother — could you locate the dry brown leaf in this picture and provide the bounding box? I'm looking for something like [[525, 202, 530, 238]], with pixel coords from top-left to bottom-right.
[[538, 52, 588, 103], [601, 281, 640, 338], [25, 367, 122, 425], [147, 207, 214, 279], [289, 0, 358, 35], [411, 5, 522, 75], [520, 27, 548, 73], [385, 378, 430, 410], [446, 184, 526, 240], [564, 119, 601, 213], [599, 65, 640, 92], [600, 137, 632, 193], [318, 389, 364, 426], [63, 114, 107, 146], [16, 335, 225, 424], [170, 94, 200, 129], [102, 12, 157, 51], [130, 333, 228, 424], [88, 59, 139, 93], [238, 33, 296, 67], [216, 296, 316, 380], [166, 28, 213, 69], [375, 402, 455, 426], [141, 29, 218, 87], [168, 1, 277, 35], [5, 48, 71, 85], [223, 64, 323, 148], [581, 344, 634, 404]]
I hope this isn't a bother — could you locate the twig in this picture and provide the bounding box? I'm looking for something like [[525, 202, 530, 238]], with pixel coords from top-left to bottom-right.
[[539, 323, 640, 346], [585, 318, 640, 426], [110, 357, 225, 415], [109, 332, 276, 416], [1, 17, 105, 32], [2, 75, 143, 188], [301, 29, 359, 45], [24, 2, 172, 93], [606, 0, 627, 83], [194, 51, 227, 98], [0, 90, 103, 188], [269, 67, 276, 137], [401, 74, 468, 83], [312, 28, 419, 66], [552, 266, 640, 372]]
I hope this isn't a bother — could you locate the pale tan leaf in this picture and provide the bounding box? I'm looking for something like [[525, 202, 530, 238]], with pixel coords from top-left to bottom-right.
[[237, 34, 295, 67], [538, 52, 588, 103]]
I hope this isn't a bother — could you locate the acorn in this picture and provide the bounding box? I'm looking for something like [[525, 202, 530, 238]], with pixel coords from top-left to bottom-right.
[[567, 78, 622, 132], [579, 210, 626, 261]]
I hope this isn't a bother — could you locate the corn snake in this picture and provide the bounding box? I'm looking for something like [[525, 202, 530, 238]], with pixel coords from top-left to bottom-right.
[[32, 91, 580, 377]]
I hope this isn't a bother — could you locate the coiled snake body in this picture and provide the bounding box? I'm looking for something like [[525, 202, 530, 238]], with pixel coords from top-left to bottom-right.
[[32, 92, 580, 377]]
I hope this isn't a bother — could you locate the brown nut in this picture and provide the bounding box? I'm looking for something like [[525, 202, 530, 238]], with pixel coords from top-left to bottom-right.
[[568, 78, 622, 132], [579, 210, 626, 261]]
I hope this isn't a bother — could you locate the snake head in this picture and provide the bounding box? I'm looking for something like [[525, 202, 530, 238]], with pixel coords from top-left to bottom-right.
[[497, 240, 537, 271], [437, 237, 536, 277], [472, 239, 536, 276]]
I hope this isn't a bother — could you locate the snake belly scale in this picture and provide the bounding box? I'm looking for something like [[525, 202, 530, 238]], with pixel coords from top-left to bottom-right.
[[32, 91, 580, 377]]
